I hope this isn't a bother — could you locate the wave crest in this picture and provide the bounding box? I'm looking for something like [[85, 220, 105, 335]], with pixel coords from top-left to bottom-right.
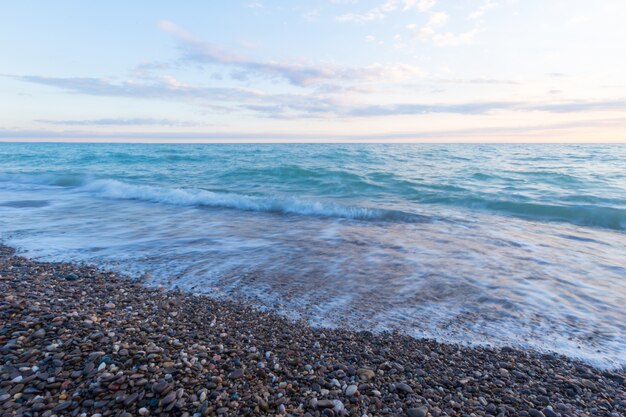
[[80, 179, 427, 222]]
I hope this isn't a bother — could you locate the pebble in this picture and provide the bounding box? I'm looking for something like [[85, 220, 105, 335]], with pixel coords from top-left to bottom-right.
[[0, 243, 622, 417], [345, 384, 358, 396], [407, 406, 429, 417], [356, 368, 376, 381], [542, 407, 558, 417], [32, 328, 46, 338], [395, 382, 414, 394], [229, 369, 244, 379]]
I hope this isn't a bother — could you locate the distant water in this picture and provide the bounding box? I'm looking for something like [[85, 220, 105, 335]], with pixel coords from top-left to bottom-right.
[[1, 143, 625, 368]]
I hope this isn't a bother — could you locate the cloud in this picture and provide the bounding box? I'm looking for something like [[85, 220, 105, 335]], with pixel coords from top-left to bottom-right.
[[157, 21, 426, 87], [438, 77, 520, 85], [11, 74, 338, 118], [403, 0, 438, 12], [35, 118, 203, 127], [346, 101, 518, 116], [346, 99, 626, 117], [532, 99, 626, 113], [12, 74, 626, 119], [14, 74, 264, 102], [409, 12, 481, 46], [3, 117, 626, 142], [468, 1, 498, 20], [336, 0, 398, 22], [338, 0, 436, 22]]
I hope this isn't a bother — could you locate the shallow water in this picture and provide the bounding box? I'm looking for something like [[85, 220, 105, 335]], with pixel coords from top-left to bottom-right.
[[1, 143, 625, 368]]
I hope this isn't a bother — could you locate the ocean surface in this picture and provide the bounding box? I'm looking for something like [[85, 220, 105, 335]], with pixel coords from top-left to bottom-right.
[[1, 143, 625, 368]]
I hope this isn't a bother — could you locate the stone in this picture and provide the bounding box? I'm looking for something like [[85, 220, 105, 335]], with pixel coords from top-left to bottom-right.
[[396, 382, 414, 394], [52, 401, 73, 411], [356, 368, 376, 381], [161, 391, 177, 406], [317, 399, 335, 408], [345, 384, 358, 396], [229, 369, 244, 379], [407, 406, 429, 417], [32, 328, 46, 338], [542, 408, 558, 417]]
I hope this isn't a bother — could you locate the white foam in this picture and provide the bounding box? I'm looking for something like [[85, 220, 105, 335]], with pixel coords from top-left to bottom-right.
[[79, 179, 422, 222]]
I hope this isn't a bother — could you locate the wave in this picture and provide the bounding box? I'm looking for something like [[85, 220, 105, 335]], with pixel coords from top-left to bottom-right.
[[1, 172, 625, 230], [428, 197, 626, 231], [0, 172, 88, 187], [79, 179, 428, 222]]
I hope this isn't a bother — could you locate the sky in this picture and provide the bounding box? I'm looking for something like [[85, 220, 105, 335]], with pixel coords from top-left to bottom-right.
[[1, 0, 626, 143]]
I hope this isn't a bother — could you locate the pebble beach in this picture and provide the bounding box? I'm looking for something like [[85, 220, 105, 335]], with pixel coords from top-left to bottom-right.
[[0, 244, 624, 417]]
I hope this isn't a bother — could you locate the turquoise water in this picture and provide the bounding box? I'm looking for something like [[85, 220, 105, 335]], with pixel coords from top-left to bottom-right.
[[1, 143, 625, 367]]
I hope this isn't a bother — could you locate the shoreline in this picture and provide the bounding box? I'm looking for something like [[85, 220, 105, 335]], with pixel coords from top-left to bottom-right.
[[0, 244, 624, 417]]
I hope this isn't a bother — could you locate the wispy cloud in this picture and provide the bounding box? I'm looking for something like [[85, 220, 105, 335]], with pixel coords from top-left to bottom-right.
[[11, 74, 337, 118], [157, 20, 426, 87], [408, 11, 481, 46], [403, 0, 438, 12], [337, 0, 437, 22], [12, 73, 626, 119], [346, 100, 518, 116], [336, 0, 398, 22], [3, 117, 626, 142], [14, 74, 263, 102], [346, 99, 626, 117], [159, 20, 338, 86], [438, 77, 520, 85], [468, 0, 498, 20], [35, 118, 204, 127]]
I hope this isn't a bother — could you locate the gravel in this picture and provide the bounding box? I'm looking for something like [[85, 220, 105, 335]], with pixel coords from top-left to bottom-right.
[[0, 244, 624, 416]]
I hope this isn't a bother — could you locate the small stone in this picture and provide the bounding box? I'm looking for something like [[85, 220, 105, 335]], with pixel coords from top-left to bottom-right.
[[160, 391, 177, 406], [229, 369, 244, 379], [138, 408, 149, 416], [345, 384, 358, 396], [396, 382, 414, 394], [32, 328, 46, 338], [104, 302, 116, 309], [407, 406, 428, 417], [356, 368, 376, 381], [542, 408, 558, 417], [53, 401, 73, 411], [153, 380, 169, 393], [317, 399, 335, 408], [332, 400, 344, 411], [123, 392, 139, 406]]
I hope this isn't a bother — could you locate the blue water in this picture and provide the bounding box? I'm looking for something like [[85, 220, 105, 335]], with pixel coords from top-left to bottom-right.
[[1, 143, 625, 368]]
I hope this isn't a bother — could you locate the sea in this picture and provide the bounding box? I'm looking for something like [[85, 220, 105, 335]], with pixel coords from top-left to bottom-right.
[[1, 143, 625, 368]]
